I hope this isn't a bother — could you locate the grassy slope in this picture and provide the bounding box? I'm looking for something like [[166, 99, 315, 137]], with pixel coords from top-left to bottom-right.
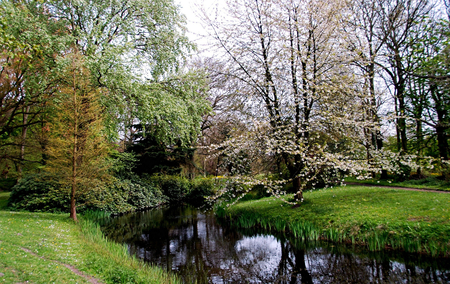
[[345, 176, 450, 191], [220, 185, 450, 256], [0, 191, 179, 284]]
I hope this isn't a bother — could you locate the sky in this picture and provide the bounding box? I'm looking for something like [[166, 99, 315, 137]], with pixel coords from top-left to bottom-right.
[[176, 0, 222, 51], [176, 0, 205, 43]]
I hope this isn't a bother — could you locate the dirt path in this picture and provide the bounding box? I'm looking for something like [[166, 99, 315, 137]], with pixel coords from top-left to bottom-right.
[[344, 182, 449, 193], [21, 247, 103, 284]]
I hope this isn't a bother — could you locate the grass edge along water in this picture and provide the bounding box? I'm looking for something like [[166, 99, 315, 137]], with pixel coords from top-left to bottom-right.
[[0, 195, 181, 284], [215, 185, 450, 257]]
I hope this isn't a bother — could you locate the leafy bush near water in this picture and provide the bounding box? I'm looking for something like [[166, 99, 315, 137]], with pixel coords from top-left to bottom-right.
[[148, 175, 219, 204], [8, 171, 221, 214], [7, 172, 167, 214], [93, 177, 167, 214], [186, 177, 220, 203], [148, 174, 190, 202]]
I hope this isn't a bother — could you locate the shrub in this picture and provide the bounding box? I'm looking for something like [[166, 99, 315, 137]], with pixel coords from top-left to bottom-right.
[[186, 178, 217, 204], [93, 176, 167, 214], [8, 173, 69, 212], [0, 178, 17, 191], [148, 175, 190, 202]]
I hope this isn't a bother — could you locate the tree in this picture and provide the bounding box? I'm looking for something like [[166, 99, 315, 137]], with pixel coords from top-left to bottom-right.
[[0, 0, 71, 173], [344, 0, 390, 178], [201, 0, 381, 201], [377, 0, 431, 154], [45, 52, 112, 221], [40, 0, 203, 144], [408, 15, 450, 165], [1, 0, 210, 179]]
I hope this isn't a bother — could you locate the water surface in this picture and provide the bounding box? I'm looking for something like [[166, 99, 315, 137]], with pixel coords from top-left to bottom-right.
[[102, 205, 450, 283]]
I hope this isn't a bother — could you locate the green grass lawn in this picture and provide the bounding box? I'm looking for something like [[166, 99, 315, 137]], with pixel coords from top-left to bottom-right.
[[0, 191, 179, 284], [219, 185, 450, 256], [345, 176, 450, 191]]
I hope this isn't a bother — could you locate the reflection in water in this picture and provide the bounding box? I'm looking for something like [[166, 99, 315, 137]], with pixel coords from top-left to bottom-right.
[[102, 206, 450, 283]]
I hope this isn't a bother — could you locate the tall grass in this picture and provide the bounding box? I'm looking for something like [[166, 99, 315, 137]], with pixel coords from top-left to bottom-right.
[[216, 186, 450, 257], [80, 211, 181, 284], [221, 210, 448, 257]]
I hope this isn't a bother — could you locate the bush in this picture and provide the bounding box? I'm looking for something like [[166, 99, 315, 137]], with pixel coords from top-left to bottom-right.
[[8, 173, 69, 212], [148, 175, 190, 202], [93, 176, 167, 214], [186, 178, 217, 204], [0, 178, 17, 191]]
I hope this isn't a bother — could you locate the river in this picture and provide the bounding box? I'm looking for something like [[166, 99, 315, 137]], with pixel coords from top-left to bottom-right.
[[101, 205, 450, 283]]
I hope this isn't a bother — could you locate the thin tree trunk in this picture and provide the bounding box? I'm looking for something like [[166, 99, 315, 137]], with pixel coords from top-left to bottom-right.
[[431, 84, 449, 161], [436, 123, 449, 161], [70, 60, 78, 222], [18, 106, 31, 175], [394, 97, 401, 152]]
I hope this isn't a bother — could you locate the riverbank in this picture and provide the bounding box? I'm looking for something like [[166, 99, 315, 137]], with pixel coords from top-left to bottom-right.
[[0, 191, 179, 284], [216, 185, 450, 256]]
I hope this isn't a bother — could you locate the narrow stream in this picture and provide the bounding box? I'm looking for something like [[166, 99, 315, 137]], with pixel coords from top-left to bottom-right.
[[101, 205, 450, 283]]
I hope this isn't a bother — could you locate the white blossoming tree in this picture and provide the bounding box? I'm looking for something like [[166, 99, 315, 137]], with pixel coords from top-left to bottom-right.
[[200, 0, 435, 203]]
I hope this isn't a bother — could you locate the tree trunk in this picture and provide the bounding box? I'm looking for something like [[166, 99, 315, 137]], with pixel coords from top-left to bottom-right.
[[432, 84, 449, 161], [70, 184, 77, 222], [293, 176, 303, 202], [18, 106, 31, 175], [436, 123, 449, 161], [71, 66, 78, 222]]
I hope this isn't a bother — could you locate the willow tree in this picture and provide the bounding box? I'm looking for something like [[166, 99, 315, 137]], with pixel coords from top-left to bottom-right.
[[1, 0, 210, 179], [39, 0, 207, 146], [45, 53, 112, 221]]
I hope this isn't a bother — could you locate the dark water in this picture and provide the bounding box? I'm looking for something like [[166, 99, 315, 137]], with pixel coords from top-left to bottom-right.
[[101, 205, 450, 283]]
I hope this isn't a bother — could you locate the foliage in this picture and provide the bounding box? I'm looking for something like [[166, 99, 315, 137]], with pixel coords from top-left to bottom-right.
[[407, 16, 450, 161], [95, 177, 167, 214], [44, 52, 113, 221], [185, 177, 219, 204], [126, 128, 195, 176], [138, 175, 222, 205], [0, 0, 71, 134], [6, 172, 168, 215], [0, 0, 73, 173], [109, 151, 139, 180], [0, 178, 16, 191], [148, 175, 190, 203], [8, 173, 69, 212], [6, 170, 221, 214], [36, 0, 210, 144]]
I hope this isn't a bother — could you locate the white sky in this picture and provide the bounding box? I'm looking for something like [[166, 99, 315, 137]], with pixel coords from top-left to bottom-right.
[[176, 0, 222, 52]]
